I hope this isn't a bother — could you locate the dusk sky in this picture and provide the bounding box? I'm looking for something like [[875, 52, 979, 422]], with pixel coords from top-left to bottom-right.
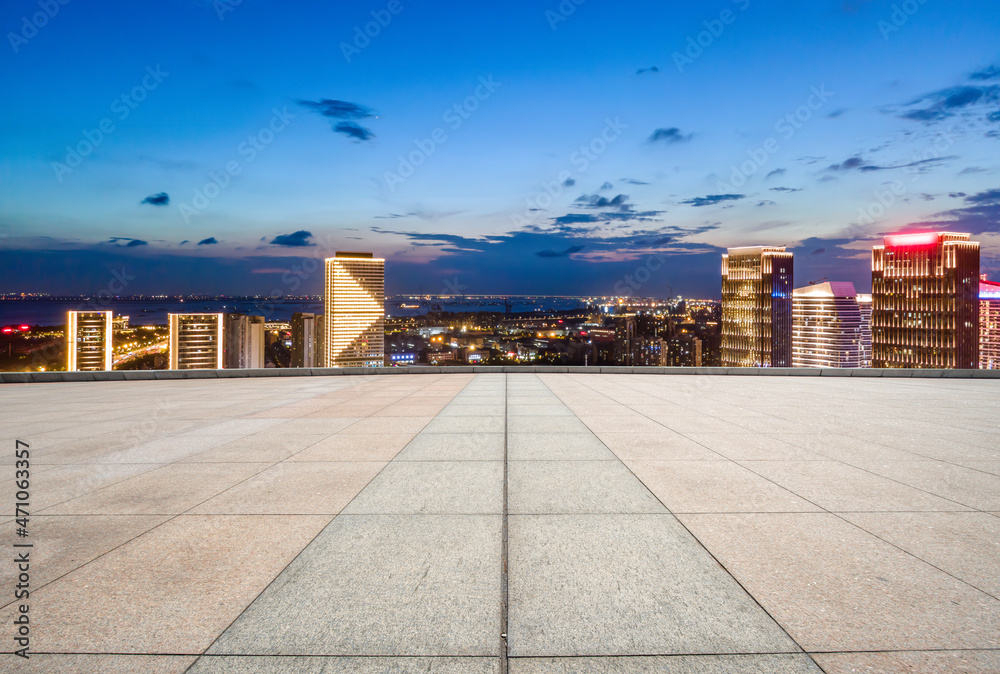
[[2, 0, 999, 298]]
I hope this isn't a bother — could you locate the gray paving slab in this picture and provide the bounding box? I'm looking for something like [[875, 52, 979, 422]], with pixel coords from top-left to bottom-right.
[[422, 415, 506, 434], [188, 656, 500, 673], [507, 654, 823, 673], [509, 460, 664, 514], [679, 512, 1000, 652], [507, 513, 800, 657], [208, 514, 502, 656], [395, 432, 505, 461], [341, 461, 503, 514], [507, 433, 616, 461]]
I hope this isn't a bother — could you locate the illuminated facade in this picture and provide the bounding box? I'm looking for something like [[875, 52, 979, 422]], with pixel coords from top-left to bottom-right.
[[981, 278, 1000, 370], [168, 313, 264, 369], [857, 294, 873, 367], [169, 313, 223, 369], [792, 282, 868, 368], [67, 310, 112, 371], [871, 232, 980, 369], [721, 246, 793, 367], [324, 253, 385, 367]]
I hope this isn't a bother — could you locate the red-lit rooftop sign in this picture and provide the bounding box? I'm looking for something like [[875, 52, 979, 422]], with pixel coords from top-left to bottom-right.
[[885, 233, 939, 247]]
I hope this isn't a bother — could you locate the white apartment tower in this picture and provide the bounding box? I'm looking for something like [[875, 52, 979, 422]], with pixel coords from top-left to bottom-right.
[[792, 282, 869, 368]]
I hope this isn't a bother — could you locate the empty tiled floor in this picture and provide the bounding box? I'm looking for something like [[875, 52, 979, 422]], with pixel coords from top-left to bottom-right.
[[2, 373, 999, 672]]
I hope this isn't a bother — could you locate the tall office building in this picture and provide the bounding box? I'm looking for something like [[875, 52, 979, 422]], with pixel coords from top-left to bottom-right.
[[324, 252, 385, 367], [871, 232, 980, 369], [721, 246, 793, 367], [792, 282, 868, 368], [67, 310, 113, 371], [168, 313, 264, 370], [291, 312, 318, 368], [981, 276, 1000, 370]]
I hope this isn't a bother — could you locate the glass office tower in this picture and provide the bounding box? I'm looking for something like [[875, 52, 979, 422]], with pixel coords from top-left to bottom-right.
[[721, 246, 793, 367], [871, 232, 980, 369]]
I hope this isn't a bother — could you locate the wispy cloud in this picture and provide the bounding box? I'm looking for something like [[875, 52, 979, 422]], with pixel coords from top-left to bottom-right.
[[575, 193, 630, 210], [536, 245, 585, 258], [141, 192, 169, 206], [108, 237, 148, 247], [648, 127, 693, 144], [681, 194, 745, 207], [269, 230, 315, 247], [298, 99, 377, 141]]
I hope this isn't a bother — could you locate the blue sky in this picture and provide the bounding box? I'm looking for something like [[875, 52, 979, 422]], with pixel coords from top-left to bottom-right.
[[1, 0, 999, 298]]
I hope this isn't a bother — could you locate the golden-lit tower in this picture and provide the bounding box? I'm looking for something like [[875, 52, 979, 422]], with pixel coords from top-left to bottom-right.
[[721, 246, 793, 367], [871, 232, 980, 369], [324, 252, 385, 367], [67, 310, 113, 371]]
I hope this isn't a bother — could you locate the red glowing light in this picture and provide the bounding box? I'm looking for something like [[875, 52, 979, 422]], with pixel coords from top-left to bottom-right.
[[885, 232, 938, 247], [580, 330, 588, 336], [18, 325, 30, 331], [1, 327, 12, 333]]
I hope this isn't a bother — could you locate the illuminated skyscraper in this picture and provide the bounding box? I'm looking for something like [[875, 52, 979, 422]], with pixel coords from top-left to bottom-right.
[[721, 246, 793, 367], [871, 232, 980, 369], [324, 252, 385, 367], [168, 313, 264, 369], [169, 313, 223, 369], [67, 310, 112, 371], [981, 277, 1000, 370], [857, 293, 873, 367], [792, 282, 867, 368]]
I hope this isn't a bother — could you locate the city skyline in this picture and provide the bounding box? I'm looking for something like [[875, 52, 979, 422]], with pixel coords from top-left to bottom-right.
[[2, 1, 1000, 297]]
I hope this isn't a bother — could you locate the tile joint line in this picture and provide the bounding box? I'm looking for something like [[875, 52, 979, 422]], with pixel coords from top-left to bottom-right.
[[500, 372, 509, 673]]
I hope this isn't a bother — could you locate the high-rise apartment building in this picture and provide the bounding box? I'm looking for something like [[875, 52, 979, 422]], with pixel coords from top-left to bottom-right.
[[66, 310, 113, 371], [291, 312, 318, 368], [981, 277, 1000, 370], [721, 246, 793, 367], [857, 293, 873, 367], [792, 282, 868, 368], [168, 313, 264, 369], [613, 315, 637, 365], [223, 314, 265, 369], [324, 252, 385, 367], [871, 232, 980, 369], [169, 313, 222, 369]]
